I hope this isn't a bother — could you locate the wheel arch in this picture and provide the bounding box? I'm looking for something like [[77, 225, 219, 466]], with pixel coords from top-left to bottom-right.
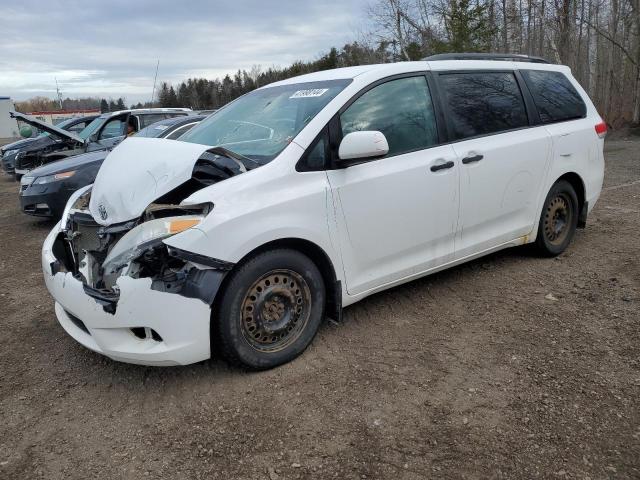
[[554, 172, 586, 227], [211, 237, 342, 326]]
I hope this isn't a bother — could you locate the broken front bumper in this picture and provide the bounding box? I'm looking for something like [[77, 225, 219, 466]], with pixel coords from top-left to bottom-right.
[[42, 223, 214, 366]]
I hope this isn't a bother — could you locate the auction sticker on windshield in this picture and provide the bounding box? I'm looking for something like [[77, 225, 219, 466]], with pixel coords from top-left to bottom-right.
[[290, 88, 329, 99]]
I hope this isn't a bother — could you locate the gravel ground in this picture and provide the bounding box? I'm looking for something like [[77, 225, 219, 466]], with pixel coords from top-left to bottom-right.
[[0, 139, 638, 479]]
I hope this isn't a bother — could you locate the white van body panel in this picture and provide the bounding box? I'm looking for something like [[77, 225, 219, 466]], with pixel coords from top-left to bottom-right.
[[452, 126, 552, 258], [42, 59, 605, 364]]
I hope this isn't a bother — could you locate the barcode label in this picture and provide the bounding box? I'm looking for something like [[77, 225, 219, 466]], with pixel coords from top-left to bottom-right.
[[290, 88, 329, 99]]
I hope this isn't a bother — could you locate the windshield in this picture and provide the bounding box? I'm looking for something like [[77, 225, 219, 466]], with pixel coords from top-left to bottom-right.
[[78, 116, 107, 140], [180, 79, 351, 163]]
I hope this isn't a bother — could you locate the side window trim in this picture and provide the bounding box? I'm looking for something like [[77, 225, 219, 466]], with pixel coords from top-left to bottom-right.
[[514, 69, 542, 126], [425, 71, 450, 144], [295, 126, 330, 172], [433, 69, 533, 144]]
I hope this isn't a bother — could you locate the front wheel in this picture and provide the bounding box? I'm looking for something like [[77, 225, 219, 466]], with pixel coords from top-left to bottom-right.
[[534, 180, 579, 256], [214, 248, 325, 370]]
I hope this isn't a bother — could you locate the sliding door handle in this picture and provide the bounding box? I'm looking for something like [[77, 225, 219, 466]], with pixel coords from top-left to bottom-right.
[[430, 161, 455, 172], [462, 154, 483, 164]]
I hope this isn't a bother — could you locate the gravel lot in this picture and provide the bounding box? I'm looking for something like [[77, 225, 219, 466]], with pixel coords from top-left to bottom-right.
[[0, 139, 638, 479]]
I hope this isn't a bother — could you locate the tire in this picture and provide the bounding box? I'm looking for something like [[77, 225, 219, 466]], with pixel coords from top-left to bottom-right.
[[534, 180, 579, 256], [214, 248, 326, 370]]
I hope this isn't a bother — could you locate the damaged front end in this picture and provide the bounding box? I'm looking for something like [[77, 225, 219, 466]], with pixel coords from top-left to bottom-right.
[[41, 138, 265, 364], [49, 144, 249, 315], [53, 199, 224, 315]]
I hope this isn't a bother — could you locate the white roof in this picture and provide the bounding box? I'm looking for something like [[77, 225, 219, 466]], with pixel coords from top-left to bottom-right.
[[265, 60, 570, 88], [268, 65, 378, 87]]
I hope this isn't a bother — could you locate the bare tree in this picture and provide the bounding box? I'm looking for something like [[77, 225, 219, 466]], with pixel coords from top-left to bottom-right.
[[366, 0, 640, 125]]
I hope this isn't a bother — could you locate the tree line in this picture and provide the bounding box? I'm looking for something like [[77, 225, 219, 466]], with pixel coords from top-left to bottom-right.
[[15, 96, 149, 113], [156, 43, 385, 110], [15, 96, 102, 113]]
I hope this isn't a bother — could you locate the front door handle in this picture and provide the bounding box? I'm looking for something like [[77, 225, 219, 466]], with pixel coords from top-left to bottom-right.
[[430, 161, 455, 172], [462, 154, 483, 164]]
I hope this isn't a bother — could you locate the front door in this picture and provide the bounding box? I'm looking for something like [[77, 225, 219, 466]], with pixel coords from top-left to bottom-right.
[[327, 75, 459, 296]]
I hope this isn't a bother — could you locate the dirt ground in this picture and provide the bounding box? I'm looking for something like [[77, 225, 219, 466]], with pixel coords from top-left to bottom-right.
[[0, 138, 638, 480]]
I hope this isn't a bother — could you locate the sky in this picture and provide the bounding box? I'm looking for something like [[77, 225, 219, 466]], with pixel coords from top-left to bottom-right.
[[0, 0, 370, 103]]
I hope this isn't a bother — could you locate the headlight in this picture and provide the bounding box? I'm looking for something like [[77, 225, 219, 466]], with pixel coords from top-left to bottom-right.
[[33, 170, 76, 185], [20, 175, 35, 186], [61, 185, 92, 231], [102, 215, 203, 274]]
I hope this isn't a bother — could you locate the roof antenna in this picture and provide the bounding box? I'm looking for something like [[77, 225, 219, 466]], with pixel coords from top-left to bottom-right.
[[55, 77, 63, 109], [150, 60, 160, 107]]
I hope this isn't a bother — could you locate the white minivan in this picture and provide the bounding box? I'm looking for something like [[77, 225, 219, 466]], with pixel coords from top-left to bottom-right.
[[42, 54, 606, 369]]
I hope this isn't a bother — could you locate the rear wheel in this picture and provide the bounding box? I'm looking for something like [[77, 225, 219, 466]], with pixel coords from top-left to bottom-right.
[[214, 249, 325, 370], [534, 180, 579, 256]]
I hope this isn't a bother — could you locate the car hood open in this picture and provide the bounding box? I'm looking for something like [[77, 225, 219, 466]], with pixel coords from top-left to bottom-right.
[[10, 111, 84, 144], [89, 137, 212, 225]]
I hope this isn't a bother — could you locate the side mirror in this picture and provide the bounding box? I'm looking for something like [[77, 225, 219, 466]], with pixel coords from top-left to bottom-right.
[[338, 131, 389, 164], [89, 133, 99, 143]]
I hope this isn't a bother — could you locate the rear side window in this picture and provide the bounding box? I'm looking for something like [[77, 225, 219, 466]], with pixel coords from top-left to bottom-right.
[[139, 114, 169, 128], [440, 72, 528, 140], [340, 76, 438, 157], [521, 70, 586, 123]]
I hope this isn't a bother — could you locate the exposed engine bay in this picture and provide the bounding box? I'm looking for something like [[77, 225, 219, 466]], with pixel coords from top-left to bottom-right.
[[49, 148, 252, 314]]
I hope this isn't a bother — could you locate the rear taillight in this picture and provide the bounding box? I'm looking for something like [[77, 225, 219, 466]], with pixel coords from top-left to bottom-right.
[[595, 121, 607, 139]]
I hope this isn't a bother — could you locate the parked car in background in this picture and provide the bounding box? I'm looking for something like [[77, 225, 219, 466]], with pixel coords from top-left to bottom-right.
[[134, 115, 206, 140], [11, 108, 191, 179], [1, 115, 98, 174], [42, 56, 605, 370], [20, 115, 205, 218], [194, 109, 218, 116]]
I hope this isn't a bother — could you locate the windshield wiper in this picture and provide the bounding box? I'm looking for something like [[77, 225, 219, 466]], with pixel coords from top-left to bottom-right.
[[208, 146, 262, 169]]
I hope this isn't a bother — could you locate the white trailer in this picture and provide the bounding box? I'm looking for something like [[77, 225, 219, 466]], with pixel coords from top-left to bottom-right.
[[0, 97, 20, 141]]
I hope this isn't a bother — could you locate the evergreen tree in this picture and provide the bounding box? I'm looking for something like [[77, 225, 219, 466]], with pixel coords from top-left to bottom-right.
[[437, 0, 496, 53], [157, 82, 171, 107], [100, 99, 109, 113], [167, 86, 178, 107]]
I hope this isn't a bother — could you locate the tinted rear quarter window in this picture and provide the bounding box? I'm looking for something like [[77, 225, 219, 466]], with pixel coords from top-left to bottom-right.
[[521, 70, 586, 123], [440, 72, 528, 140]]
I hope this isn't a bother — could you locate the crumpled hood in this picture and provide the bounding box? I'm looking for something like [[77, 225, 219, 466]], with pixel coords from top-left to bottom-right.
[[89, 137, 211, 225]]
